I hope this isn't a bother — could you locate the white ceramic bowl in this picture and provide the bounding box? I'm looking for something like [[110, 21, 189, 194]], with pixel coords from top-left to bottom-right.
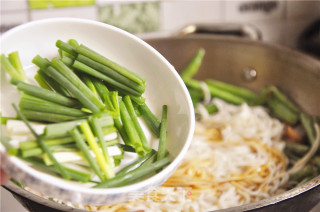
[[0, 18, 195, 205]]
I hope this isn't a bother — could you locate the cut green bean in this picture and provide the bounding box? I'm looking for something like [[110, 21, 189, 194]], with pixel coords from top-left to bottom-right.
[[205, 104, 218, 114], [15, 80, 78, 107], [138, 104, 161, 137], [51, 57, 105, 112], [94, 157, 170, 188], [284, 142, 309, 157], [21, 144, 77, 158], [19, 98, 88, 117], [185, 79, 246, 105], [206, 79, 257, 102], [56, 40, 77, 57], [22, 157, 91, 182], [80, 121, 115, 179], [123, 96, 151, 153], [1, 54, 27, 82], [114, 117, 130, 145], [81, 74, 99, 98], [267, 98, 298, 125], [300, 113, 316, 145], [289, 164, 315, 182], [76, 54, 145, 93], [180, 48, 205, 80], [8, 51, 24, 76], [70, 128, 105, 181], [21, 110, 84, 123], [61, 56, 74, 67], [37, 69, 72, 97], [32, 55, 51, 70], [91, 78, 109, 103], [43, 115, 113, 139], [268, 86, 299, 114], [13, 104, 70, 179], [73, 60, 142, 96], [157, 105, 168, 161], [75, 44, 145, 85], [20, 137, 75, 150], [90, 116, 115, 172], [68, 39, 80, 48], [119, 101, 145, 156], [116, 150, 156, 176], [105, 139, 119, 147], [45, 66, 101, 113], [34, 73, 52, 90]]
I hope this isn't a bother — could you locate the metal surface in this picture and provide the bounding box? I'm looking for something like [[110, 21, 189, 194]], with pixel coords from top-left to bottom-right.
[[4, 35, 320, 212], [177, 23, 262, 41]]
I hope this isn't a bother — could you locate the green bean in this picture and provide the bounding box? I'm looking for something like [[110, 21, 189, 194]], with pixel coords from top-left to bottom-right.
[[32, 55, 50, 70], [37, 69, 72, 96], [300, 113, 316, 145], [13, 104, 70, 179], [51, 58, 105, 112], [21, 110, 83, 123], [80, 121, 115, 179], [56, 40, 77, 57], [34, 72, 52, 90], [22, 157, 91, 182], [268, 86, 299, 114], [138, 104, 161, 137], [45, 66, 101, 113], [267, 98, 298, 125], [157, 105, 168, 161], [8, 51, 24, 76], [206, 79, 257, 102], [119, 100, 145, 156], [1, 54, 27, 82], [75, 44, 145, 85], [16, 80, 78, 107], [70, 128, 105, 181], [72, 60, 142, 96], [19, 98, 88, 117], [90, 116, 114, 169], [94, 157, 170, 188], [180, 48, 205, 80], [116, 150, 156, 176], [76, 54, 145, 93], [123, 96, 151, 153]]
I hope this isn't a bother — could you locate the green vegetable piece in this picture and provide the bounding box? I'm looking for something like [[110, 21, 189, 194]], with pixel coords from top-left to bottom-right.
[[123, 96, 151, 153], [73, 60, 142, 96], [94, 157, 170, 188], [180, 48, 205, 80], [51, 57, 105, 112], [13, 104, 70, 180], [157, 105, 168, 161], [138, 104, 161, 137], [80, 121, 115, 179], [15, 80, 78, 107], [70, 128, 105, 181], [75, 44, 145, 85], [206, 79, 257, 102], [45, 66, 101, 113], [56, 40, 77, 57], [119, 100, 145, 156], [267, 98, 298, 125]]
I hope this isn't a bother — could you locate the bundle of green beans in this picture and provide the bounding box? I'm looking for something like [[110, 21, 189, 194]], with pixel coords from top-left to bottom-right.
[[181, 48, 320, 188], [0, 39, 170, 187]]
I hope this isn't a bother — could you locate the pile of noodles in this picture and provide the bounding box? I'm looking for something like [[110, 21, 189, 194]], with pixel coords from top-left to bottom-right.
[[66, 98, 289, 212]]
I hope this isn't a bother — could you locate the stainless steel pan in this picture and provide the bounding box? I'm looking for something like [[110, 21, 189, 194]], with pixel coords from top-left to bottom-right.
[[3, 25, 320, 212]]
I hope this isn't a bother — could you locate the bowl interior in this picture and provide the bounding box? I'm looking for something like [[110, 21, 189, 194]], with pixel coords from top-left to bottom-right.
[[0, 18, 194, 205]]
